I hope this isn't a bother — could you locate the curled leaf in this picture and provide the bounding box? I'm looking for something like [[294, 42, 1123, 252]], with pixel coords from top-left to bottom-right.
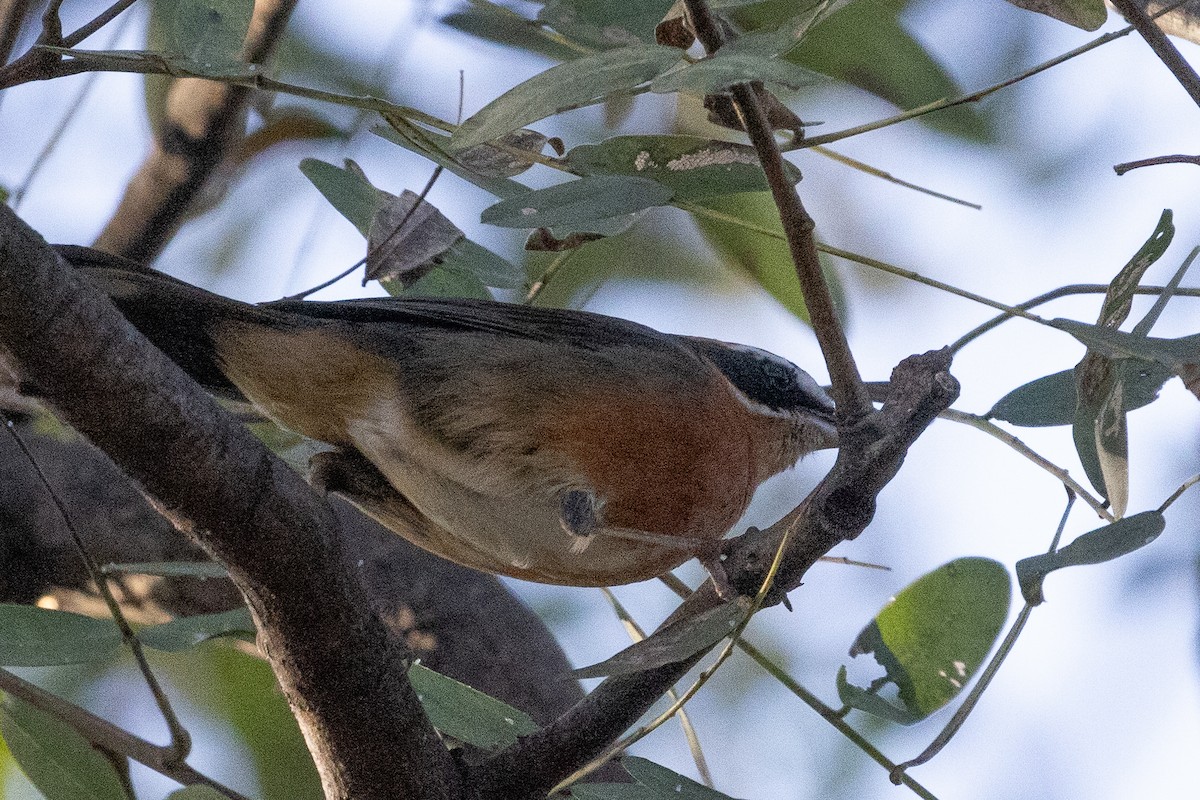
[[1016, 511, 1166, 605]]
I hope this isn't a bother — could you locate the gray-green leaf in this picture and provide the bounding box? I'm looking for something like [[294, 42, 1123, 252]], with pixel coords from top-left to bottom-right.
[[0, 695, 129, 800], [408, 663, 537, 749], [299, 158, 386, 236], [166, 0, 253, 75], [1016, 511, 1166, 605], [451, 44, 683, 150], [481, 175, 673, 229], [650, 53, 820, 94], [0, 606, 121, 667], [568, 135, 799, 199], [1004, 0, 1107, 30], [987, 360, 1172, 426]]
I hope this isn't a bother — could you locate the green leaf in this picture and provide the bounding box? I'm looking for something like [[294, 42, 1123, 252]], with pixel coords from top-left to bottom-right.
[[835, 666, 919, 724], [480, 175, 674, 229], [446, 239, 521, 288], [0, 606, 121, 667], [987, 360, 1172, 426], [842, 558, 1010, 721], [166, 0, 254, 75], [624, 756, 744, 798], [573, 601, 747, 679], [1016, 511, 1166, 605], [1004, 0, 1108, 30], [373, 121, 530, 199], [102, 561, 229, 579], [0, 695, 129, 800], [722, 5, 846, 57], [299, 158, 387, 236], [395, 263, 494, 300], [408, 663, 537, 749], [451, 44, 684, 150], [1052, 320, 1200, 369], [693, 192, 837, 323], [651, 52, 821, 94], [568, 135, 799, 200], [137, 608, 256, 652], [574, 756, 746, 798], [781, 0, 988, 141], [536, 0, 676, 48]]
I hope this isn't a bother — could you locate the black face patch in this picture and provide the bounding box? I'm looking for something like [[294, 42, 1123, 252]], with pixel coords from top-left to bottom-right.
[[684, 338, 834, 416]]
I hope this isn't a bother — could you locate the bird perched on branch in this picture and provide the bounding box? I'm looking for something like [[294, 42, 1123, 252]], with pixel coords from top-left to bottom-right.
[[57, 245, 838, 587]]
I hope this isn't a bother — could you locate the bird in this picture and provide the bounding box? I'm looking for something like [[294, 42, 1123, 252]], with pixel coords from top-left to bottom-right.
[[57, 244, 839, 587]]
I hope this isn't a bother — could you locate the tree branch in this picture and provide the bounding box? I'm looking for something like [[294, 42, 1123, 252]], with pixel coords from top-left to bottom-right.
[[681, 0, 872, 422], [1109, 0, 1200, 107], [471, 350, 959, 800], [0, 667, 251, 799], [94, 0, 299, 262], [0, 205, 465, 800], [0, 0, 31, 68]]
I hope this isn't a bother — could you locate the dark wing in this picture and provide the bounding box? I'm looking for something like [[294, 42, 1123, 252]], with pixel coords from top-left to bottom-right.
[[263, 295, 693, 355]]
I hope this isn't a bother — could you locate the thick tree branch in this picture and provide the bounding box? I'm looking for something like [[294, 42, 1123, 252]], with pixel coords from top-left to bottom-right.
[[0, 417, 585, 724], [0, 205, 465, 800]]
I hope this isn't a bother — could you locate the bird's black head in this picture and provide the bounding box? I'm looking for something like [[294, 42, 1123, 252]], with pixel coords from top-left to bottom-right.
[[683, 337, 836, 421]]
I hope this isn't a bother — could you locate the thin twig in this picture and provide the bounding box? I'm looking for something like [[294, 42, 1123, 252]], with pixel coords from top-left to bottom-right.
[[598, 588, 714, 789], [1109, 0, 1200, 108], [949, 284, 1200, 353], [0, 667, 251, 800], [11, 11, 133, 208], [890, 494, 1076, 781], [2, 420, 192, 763], [1158, 473, 1200, 512], [59, 0, 137, 48], [790, 0, 1196, 150], [1114, 153, 1200, 175], [523, 250, 575, 304], [682, 0, 871, 420], [938, 409, 1113, 520], [812, 146, 981, 209], [675, 201, 1050, 324]]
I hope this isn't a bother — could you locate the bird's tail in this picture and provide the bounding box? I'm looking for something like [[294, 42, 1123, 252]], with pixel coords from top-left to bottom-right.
[[54, 244, 288, 398]]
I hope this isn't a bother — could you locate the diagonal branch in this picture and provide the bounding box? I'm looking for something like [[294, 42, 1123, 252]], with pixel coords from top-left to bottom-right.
[[94, 0, 299, 262], [0, 205, 466, 800], [683, 0, 873, 422], [1109, 0, 1200, 107], [471, 350, 958, 800]]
